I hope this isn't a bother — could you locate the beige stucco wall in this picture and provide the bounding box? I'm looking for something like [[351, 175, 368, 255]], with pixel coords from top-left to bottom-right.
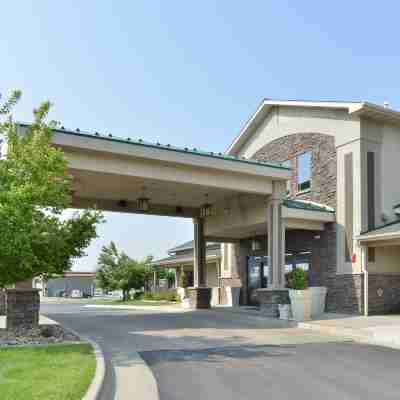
[[368, 246, 400, 274], [336, 140, 363, 274], [380, 123, 400, 219], [206, 262, 219, 287], [236, 106, 360, 159], [229, 105, 364, 276]]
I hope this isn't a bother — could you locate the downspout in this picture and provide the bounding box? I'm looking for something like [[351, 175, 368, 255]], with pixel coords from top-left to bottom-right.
[[361, 245, 368, 316]]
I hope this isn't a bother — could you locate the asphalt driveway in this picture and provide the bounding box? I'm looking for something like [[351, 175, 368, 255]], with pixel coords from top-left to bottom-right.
[[42, 302, 400, 400]]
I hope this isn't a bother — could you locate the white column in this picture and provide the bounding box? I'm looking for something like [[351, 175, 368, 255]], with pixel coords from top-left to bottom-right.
[[267, 181, 286, 289], [361, 245, 369, 316]]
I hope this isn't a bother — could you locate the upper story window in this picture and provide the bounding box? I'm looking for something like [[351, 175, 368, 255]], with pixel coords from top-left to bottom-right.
[[297, 152, 312, 192]]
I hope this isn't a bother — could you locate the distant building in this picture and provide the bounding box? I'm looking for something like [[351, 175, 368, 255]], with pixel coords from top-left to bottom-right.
[[43, 272, 96, 297]]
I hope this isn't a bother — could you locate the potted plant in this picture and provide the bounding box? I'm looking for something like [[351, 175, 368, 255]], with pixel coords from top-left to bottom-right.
[[287, 268, 311, 321]]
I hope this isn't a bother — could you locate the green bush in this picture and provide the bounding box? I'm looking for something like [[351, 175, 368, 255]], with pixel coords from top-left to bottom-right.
[[180, 272, 189, 288], [287, 268, 308, 290], [143, 290, 180, 302]]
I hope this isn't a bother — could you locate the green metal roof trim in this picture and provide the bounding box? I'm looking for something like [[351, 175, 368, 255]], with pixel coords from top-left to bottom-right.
[[283, 199, 335, 213], [360, 219, 400, 235], [19, 123, 290, 171]]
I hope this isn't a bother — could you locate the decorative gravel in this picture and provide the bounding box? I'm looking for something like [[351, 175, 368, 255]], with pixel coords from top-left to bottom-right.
[[0, 324, 80, 347]]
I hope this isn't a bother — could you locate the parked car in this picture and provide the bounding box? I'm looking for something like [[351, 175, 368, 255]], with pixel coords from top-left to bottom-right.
[[70, 289, 83, 298]]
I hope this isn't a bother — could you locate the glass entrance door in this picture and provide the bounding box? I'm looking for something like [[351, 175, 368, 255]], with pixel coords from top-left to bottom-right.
[[247, 256, 269, 305]]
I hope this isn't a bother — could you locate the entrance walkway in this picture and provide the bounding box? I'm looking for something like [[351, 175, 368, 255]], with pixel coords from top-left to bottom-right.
[[300, 313, 400, 349]]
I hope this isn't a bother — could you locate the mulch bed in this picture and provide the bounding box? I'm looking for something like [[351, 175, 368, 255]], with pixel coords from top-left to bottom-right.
[[0, 324, 80, 347]]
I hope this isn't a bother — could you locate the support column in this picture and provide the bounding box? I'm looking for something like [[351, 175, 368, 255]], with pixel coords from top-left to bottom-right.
[[0, 289, 5, 316], [256, 181, 289, 317], [361, 245, 369, 316], [6, 289, 40, 330], [267, 190, 286, 289], [153, 270, 157, 292], [189, 218, 211, 309], [193, 217, 206, 287]]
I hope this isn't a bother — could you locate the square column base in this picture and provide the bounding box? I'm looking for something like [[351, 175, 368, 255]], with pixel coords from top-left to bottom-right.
[[6, 289, 40, 330], [255, 288, 290, 318], [0, 289, 6, 316], [188, 287, 212, 309]]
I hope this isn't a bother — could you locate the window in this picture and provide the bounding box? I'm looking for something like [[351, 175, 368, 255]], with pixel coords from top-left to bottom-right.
[[297, 152, 311, 192], [368, 247, 375, 263]]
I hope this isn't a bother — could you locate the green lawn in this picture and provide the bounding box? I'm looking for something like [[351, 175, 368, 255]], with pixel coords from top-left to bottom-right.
[[0, 344, 96, 400], [93, 299, 178, 306]]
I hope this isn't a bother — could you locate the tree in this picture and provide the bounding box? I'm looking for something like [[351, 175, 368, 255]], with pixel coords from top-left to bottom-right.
[[0, 91, 103, 287], [96, 242, 152, 301]]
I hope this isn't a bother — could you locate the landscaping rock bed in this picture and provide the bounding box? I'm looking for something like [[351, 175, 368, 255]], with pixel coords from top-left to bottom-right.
[[0, 324, 80, 347]]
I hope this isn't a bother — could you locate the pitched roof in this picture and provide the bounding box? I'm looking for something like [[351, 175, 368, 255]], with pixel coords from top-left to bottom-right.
[[153, 246, 221, 267], [227, 98, 400, 155], [18, 123, 289, 171], [168, 240, 220, 253], [283, 199, 335, 214], [357, 220, 400, 243]]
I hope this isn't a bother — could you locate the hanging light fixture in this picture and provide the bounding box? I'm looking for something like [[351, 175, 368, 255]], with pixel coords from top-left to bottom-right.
[[137, 186, 150, 212], [251, 233, 261, 251], [200, 194, 213, 218]]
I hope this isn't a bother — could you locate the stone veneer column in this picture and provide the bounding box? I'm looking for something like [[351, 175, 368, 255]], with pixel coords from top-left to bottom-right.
[[6, 289, 40, 330], [0, 289, 6, 316], [189, 218, 211, 309]]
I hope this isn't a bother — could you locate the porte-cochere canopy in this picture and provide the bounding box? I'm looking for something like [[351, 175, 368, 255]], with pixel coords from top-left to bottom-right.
[[18, 123, 335, 306]]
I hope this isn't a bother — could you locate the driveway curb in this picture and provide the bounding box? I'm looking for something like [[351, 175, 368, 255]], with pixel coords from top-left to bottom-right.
[[62, 325, 158, 400], [82, 338, 106, 400], [62, 326, 106, 400]]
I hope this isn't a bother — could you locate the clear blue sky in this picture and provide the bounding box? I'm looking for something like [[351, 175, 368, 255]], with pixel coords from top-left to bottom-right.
[[2, 1, 399, 270]]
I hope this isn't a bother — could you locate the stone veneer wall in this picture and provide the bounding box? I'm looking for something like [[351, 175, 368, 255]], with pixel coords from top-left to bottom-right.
[[253, 132, 337, 209], [368, 274, 400, 315], [325, 274, 364, 314], [6, 289, 40, 330], [0, 289, 5, 316]]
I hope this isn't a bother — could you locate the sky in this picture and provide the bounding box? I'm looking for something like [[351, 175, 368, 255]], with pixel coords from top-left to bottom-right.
[[1, 1, 400, 271]]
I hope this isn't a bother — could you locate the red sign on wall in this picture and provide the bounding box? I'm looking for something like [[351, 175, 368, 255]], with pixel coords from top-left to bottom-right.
[[351, 253, 357, 264]]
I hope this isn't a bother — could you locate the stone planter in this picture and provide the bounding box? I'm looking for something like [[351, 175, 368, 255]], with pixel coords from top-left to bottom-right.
[[256, 288, 290, 318], [289, 289, 312, 322], [0, 289, 6, 316], [309, 286, 327, 318], [211, 287, 220, 307], [177, 287, 187, 302], [6, 289, 40, 330], [225, 287, 241, 307], [188, 287, 212, 309], [278, 304, 292, 320], [181, 298, 191, 309]]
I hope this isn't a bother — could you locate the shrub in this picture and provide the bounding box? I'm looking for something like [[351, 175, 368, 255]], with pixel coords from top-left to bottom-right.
[[180, 272, 189, 288], [287, 268, 308, 290], [143, 290, 180, 302]]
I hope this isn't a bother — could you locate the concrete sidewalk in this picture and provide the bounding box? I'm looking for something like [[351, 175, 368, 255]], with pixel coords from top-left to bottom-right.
[[0, 314, 57, 329], [299, 313, 400, 349]]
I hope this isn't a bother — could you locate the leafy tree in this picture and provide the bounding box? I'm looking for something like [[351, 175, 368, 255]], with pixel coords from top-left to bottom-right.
[[96, 242, 153, 300], [0, 91, 103, 287]]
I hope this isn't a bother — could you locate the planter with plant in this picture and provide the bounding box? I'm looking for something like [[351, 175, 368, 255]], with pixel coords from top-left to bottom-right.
[[287, 268, 312, 321]]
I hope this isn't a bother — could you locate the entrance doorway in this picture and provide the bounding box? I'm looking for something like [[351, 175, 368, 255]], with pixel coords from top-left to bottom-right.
[[247, 256, 269, 305]]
